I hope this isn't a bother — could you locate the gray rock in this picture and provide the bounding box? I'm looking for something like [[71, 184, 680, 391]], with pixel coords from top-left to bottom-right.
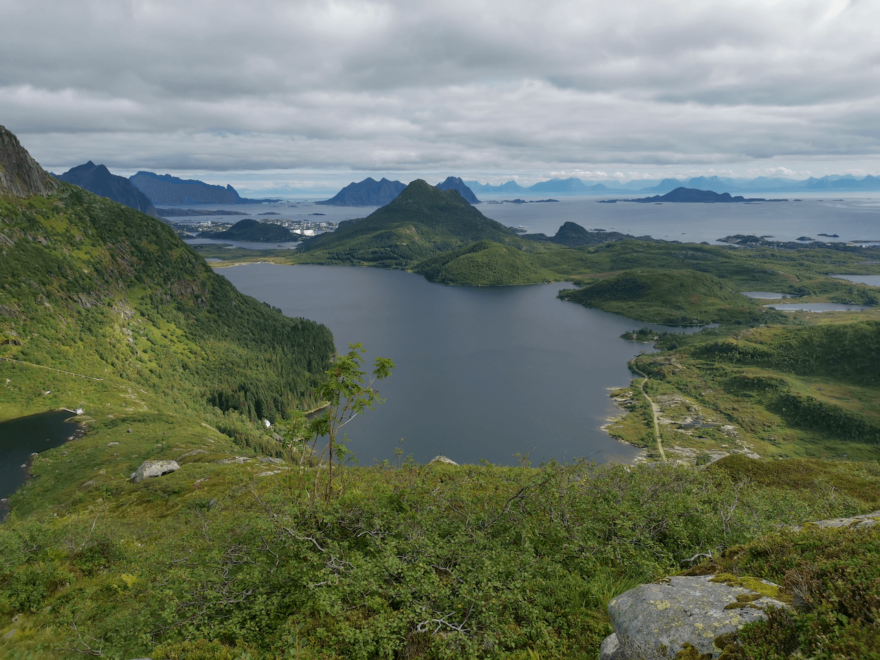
[[130, 460, 180, 484], [428, 455, 458, 466], [108, 442, 119, 447], [599, 632, 626, 660], [792, 510, 880, 531], [177, 449, 208, 461], [217, 456, 251, 464], [257, 456, 285, 465], [608, 575, 787, 660]]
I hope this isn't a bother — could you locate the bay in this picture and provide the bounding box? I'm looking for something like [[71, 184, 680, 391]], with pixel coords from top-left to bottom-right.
[[221, 264, 704, 467]]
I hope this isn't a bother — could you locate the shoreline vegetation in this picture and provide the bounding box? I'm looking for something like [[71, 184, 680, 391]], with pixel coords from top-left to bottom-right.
[[4, 131, 880, 657]]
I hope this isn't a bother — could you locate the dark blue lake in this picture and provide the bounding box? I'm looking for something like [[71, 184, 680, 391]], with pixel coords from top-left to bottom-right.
[[0, 410, 77, 518], [221, 264, 704, 466]]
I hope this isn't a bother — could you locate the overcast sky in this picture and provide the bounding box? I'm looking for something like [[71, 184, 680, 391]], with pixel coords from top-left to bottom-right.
[[2, 0, 879, 191]]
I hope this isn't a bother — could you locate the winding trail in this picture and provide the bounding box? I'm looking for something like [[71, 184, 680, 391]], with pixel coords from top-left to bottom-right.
[[629, 361, 666, 463], [0, 356, 104, 381]]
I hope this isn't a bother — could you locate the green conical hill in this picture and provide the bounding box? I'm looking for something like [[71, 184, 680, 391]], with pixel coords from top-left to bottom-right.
[[295, 179, 519, 267]]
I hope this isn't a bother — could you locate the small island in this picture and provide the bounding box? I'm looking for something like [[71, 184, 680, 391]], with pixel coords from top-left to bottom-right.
[[600, 187, 788, 204], [199, 218, 298, 242]]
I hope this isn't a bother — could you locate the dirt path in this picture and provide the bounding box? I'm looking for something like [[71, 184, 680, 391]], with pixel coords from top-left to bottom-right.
[[0, 356, 104, 381], [629, 362, 666, 462]]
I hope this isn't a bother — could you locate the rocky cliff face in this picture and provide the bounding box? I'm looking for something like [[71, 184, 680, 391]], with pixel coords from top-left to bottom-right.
[[0, 126, 59, 198]]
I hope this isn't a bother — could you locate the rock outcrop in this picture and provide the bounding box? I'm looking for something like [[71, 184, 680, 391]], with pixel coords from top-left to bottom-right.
[[0, 126, 59, 198], [601, 575, 788, 660], [130, 460, 180, 484]]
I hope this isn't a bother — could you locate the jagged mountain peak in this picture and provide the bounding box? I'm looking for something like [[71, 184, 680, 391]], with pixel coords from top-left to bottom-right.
[[0, 125, 59, 198]]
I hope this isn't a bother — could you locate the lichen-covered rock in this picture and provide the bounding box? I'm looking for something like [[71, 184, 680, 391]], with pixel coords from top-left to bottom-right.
[[608, 575, 787, 660], [599, 632, 626, 660], [792, 510, 880, 531], [217, 456, 251, 464], [130, 460, 180, 484]]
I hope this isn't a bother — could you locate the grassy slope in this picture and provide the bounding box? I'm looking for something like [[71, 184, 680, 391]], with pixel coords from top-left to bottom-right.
[[4, 453, 880, 660]]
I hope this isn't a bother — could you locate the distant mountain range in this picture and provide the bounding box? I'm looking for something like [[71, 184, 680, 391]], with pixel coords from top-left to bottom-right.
[[55, 162, 160, 218], [465, 174, 880, 195], [129, 171, 269, 205], [317, 177, 480, 206]]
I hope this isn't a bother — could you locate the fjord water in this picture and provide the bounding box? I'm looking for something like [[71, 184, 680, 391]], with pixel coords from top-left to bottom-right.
[[0, 410, 77, 516], [222, 264, 702, 466]]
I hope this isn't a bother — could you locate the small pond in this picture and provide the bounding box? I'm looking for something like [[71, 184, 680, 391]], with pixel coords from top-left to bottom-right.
[[832, 275, 880, 287], [742, 291, 792, 299], [765, 303, 872, 312]]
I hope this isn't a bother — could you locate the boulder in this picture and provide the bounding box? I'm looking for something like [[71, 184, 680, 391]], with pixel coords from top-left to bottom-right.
[[428, 455, 458, 466], [605, 575, 788, 660], [130, 460, 180, 484]]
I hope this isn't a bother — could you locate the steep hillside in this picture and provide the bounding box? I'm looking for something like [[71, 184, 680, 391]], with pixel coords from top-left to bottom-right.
[[1, 131, 334, 428], [315, 177, 406, 206], [295, 179, 522, 268], [56, 161, 159, 218]]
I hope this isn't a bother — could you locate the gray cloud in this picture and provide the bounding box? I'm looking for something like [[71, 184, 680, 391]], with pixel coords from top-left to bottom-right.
[[1, 0, 878, 179]]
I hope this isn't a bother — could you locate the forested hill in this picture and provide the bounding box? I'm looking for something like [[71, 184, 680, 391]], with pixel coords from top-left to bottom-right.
[[295, 179, 519, 268], [200, 218, 297, 242], [1, 130, 334, 425]]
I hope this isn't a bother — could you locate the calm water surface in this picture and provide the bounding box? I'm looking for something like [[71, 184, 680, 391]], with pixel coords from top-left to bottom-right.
[[222, 264, 704, 466], [832, 275, 880, 287], [0, 410, 77, 518], [766, 303, 872, 312]]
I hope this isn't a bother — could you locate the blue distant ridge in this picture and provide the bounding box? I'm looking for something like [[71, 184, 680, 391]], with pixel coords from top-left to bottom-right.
[[464, 174, 880, 195], [129, 171, 269, 205]]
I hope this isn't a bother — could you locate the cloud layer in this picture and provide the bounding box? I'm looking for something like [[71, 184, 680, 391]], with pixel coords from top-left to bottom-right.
[[2, 0, 878, 182]]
